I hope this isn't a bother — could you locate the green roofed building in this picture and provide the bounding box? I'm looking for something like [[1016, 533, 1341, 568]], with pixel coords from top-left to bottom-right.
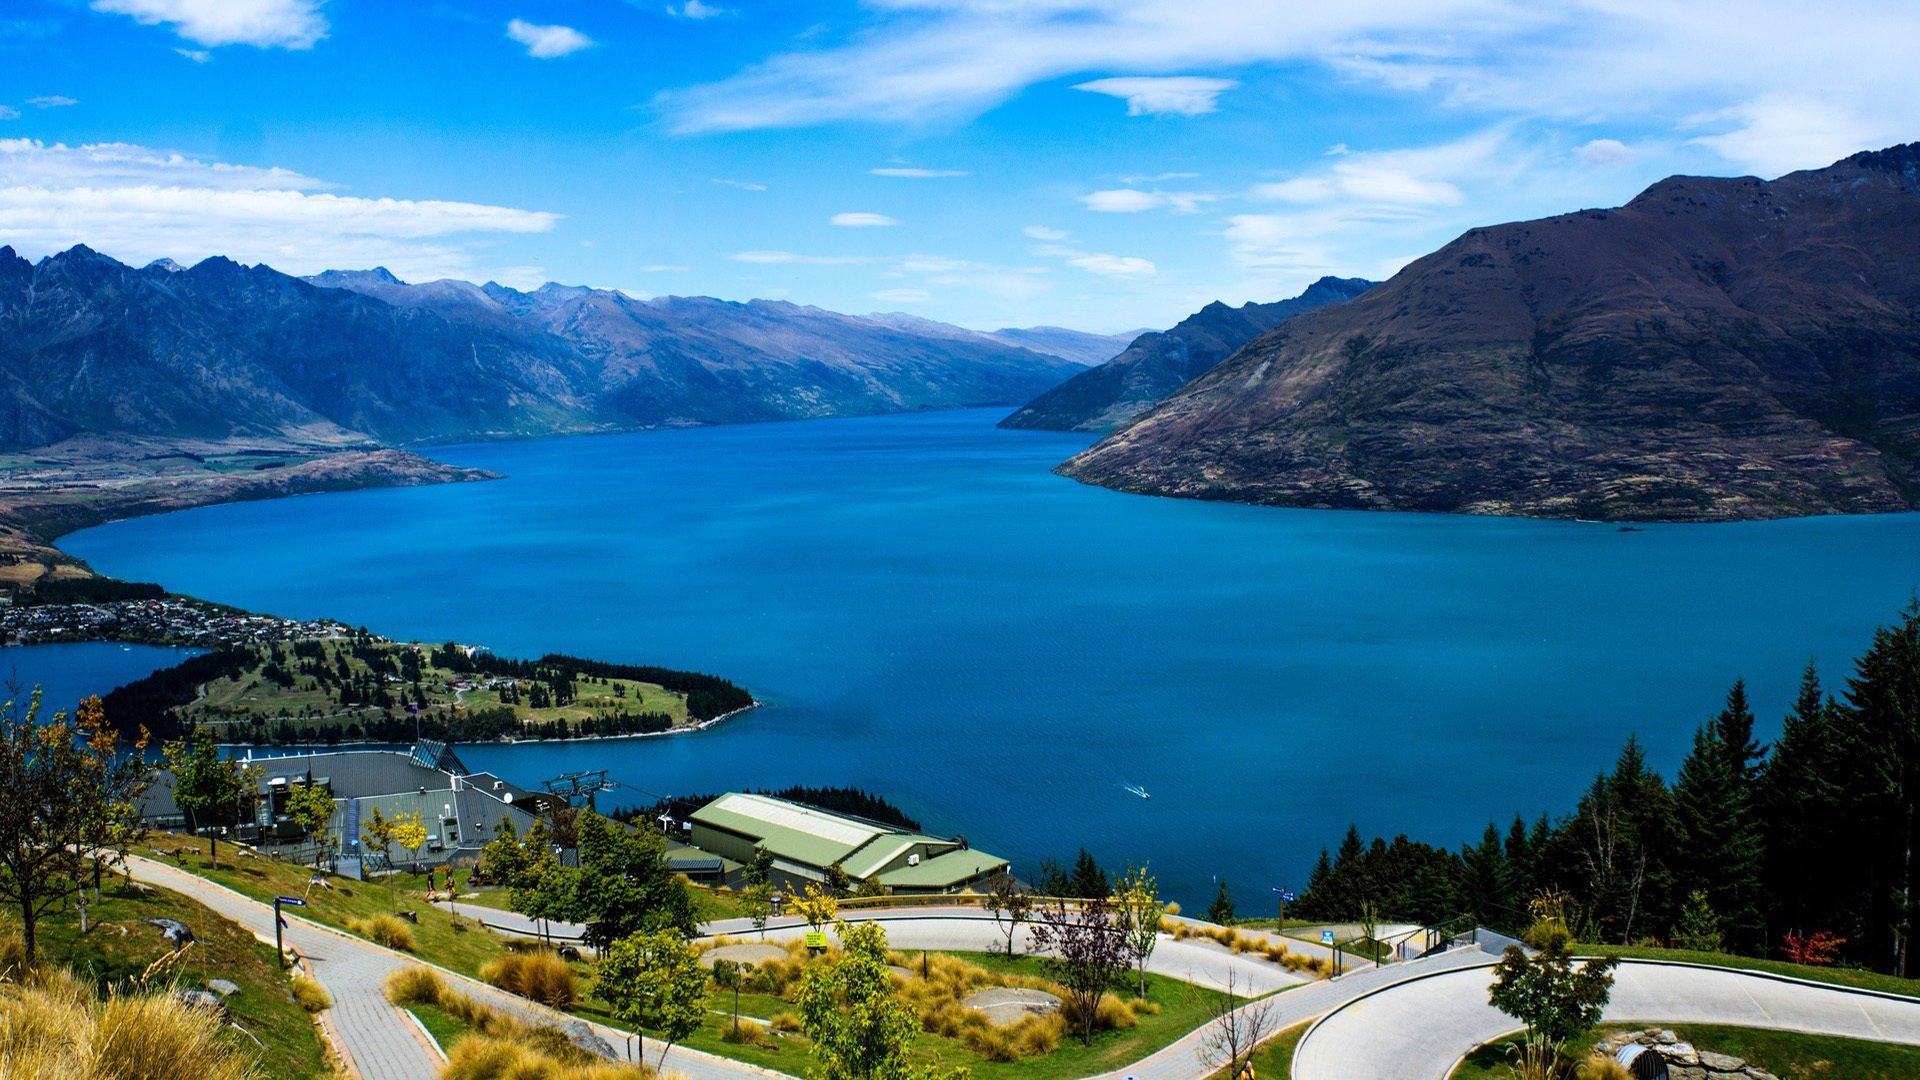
[[687, 792, 1006, 895]]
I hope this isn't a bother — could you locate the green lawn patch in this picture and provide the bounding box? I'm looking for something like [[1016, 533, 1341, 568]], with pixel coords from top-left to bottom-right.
[[1232, 1020, 1309, 1080], [405, 1002, 469, 1056], [37, 875, 333, 1078]]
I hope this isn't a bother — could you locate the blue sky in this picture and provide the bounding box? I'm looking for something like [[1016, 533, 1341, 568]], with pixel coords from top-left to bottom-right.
[[2, 1, 1915, 332]]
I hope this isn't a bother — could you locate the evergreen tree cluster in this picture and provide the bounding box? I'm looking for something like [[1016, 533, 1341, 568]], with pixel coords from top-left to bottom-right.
[[1294, 602, 1920, 976]]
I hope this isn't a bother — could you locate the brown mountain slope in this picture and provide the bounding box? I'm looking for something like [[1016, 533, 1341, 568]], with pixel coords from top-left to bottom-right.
[[1060, 144, 1920, 521]]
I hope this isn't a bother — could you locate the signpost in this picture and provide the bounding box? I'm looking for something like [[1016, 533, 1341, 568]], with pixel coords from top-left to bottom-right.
[[274, 896, 307, 967], [1269, 886, 1294, 930]]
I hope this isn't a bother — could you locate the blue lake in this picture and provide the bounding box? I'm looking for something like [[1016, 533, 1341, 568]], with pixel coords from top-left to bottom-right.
[[59, 409, 1920, 906], [1, 641, 202, 716]]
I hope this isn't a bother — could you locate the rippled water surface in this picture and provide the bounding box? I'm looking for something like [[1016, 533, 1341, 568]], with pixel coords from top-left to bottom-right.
[[60, 409, 1920, 904]]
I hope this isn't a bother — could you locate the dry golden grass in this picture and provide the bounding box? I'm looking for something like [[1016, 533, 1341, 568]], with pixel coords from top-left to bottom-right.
[[289, 975, 331, 1013], [346, 915, 417, 953], [1575, 1053, 1633, 1080], [479, 950, 577, 1009], [768, 1010, 802, 1033], [384, 964, 650, 1080], [1161, 921, 1331, 977], [0, 967, 262, 1080]]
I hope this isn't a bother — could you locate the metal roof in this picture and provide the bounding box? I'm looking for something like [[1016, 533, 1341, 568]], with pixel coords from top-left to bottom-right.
[[876, 849, 1007, 889], [690, 793, 888, 868]]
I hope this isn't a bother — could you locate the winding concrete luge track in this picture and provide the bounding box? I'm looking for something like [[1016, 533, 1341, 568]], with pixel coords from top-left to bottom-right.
[[1292, 959, 1920, 1080]]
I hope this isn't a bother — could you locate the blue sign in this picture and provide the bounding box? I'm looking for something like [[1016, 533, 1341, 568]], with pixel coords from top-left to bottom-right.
[[276, 896, 308, 906], [1321, 929, 1335, 945]]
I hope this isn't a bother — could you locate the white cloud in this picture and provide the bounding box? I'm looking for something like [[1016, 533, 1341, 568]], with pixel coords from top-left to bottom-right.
[[0, 107, 18, 122], [1031, 241, 1156, 279], [1081, 188, 1217, 213], [731, 250, 879, 265], [1023, 225, 1069, 241], [1121, 171, 1199, 184], [1573, 138, 1640, 166], [507, 19, 593, 59], [0, 138, 559, 282], [91, 0, 326, 49], [1073, 75, 1238, 116], [174, 48, 211, 63], [639, 264, 690, 272], [651, 0, 1920, 183], [667, 0, 724, 18], [1687, 95, 1882, 176], [712, 178, 767, 191], [873, 288, 931, 303], [870, 167, 969, 178], [29, 96, 79, 109], [831, 211, 900, 227]]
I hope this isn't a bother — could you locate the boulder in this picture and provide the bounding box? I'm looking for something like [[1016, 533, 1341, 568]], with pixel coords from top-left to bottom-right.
[[562, 1020, 617, 1060], [206, 979, 241, 997], [174, 989, 228, 1020], [1698, 1050, 1748, 1072]]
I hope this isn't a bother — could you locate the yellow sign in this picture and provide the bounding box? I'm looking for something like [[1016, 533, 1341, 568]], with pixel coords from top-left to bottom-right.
[[805, 931, 827, 949]]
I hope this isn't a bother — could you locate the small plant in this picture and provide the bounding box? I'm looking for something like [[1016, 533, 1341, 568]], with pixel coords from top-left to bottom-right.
[[347, 914, 417, 952], [382, 965, 446, 1006], [1780, 930, 1846, 966], [480, 950, 577, 1009], [290, 975, 332, 1013], [1575, 1052, 1633, 1080], [768, 1010, 803, 1033]]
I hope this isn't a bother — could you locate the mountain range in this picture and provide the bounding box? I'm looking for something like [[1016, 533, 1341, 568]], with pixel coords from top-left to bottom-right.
[[998, 276, 1375, 432], [0, 248, 1086, 451], [1062, 144, 1920, 521]]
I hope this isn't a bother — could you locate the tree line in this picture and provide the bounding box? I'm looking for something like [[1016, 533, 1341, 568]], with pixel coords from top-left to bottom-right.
[[1293, 601, 1920, 976]]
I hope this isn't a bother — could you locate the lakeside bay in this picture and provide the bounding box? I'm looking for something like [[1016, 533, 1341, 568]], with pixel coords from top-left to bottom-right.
[[55, 409, 1920, 905]]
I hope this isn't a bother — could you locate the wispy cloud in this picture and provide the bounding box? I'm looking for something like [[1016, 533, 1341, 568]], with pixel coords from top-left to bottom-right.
[[28, 96, 79, 108], [712, 178, 767, 191], [0, 107, 18, 122], [1031, 242, 1156, 279], [91, 0, 327, 49], [667, 0, 724, 18], [174, 47, 211, 63], [651, 0, 1920, 179], [873, 288, 931, 303], [870, 167, 969, 178], [1022, 225, 1069, 241], [831, 212, 899, 227], [731, 250, 880, 265], [507, 19, 593, 59], [1081, 188, 1217, 213], [1073, 76, 1237, 116], [0, 138, 559, 282]]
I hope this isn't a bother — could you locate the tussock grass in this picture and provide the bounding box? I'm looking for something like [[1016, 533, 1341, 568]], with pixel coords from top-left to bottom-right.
[[721, 1017, 774, 1048], [384, 965, 652, 1080], [767, 1010, 802, 1033], [1163, 921, 1331, 977], [479, 950, 577, 1009], [0, 966, 262, 1080], [1576, 1054, 1632, 1080], [346, 915, 417, 953], [289, 975, 331, 1013]]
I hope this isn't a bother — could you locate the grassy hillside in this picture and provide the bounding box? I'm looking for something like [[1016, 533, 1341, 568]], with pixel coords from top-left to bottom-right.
[[22, 872, 335, 1078], [122, 637, 722, 744]]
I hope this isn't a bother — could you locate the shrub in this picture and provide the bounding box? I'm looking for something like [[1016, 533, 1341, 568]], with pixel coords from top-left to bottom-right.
[[1575, 1053, 1632, 1080], [722, 1018, 774, 1048], [290, 975, 332, 1013], [0, 968, 261, 1080], [768, 1010, 803, 1033], [382, 965, 446, 1007], [479, 950, 577, 1009], [348, 915, 417, 952], [1009, 1012, 1066, 1056], [1163, 901, 1181, 917]]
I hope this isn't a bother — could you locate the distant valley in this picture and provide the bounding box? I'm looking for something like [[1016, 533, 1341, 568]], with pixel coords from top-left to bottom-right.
[[999, 276, 1375, 432], [1063, 144, 1920, 522]]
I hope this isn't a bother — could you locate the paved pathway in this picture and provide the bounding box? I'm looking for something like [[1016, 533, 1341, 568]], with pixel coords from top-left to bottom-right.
[[125, 856, 780, 1080], [127, 855, 440, 1080], [1292, 959, 1920, 1080]]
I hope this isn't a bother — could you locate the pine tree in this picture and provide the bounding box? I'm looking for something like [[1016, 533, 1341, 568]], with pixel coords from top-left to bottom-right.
[[1068, 848, 1108, 899], [1760, 663, 1848, 943], [1673, 683, 1766, 953], [1207, 878, 1236, 925], [1841, 601, 1920, 975], [1459, 823, 1512, 930]]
